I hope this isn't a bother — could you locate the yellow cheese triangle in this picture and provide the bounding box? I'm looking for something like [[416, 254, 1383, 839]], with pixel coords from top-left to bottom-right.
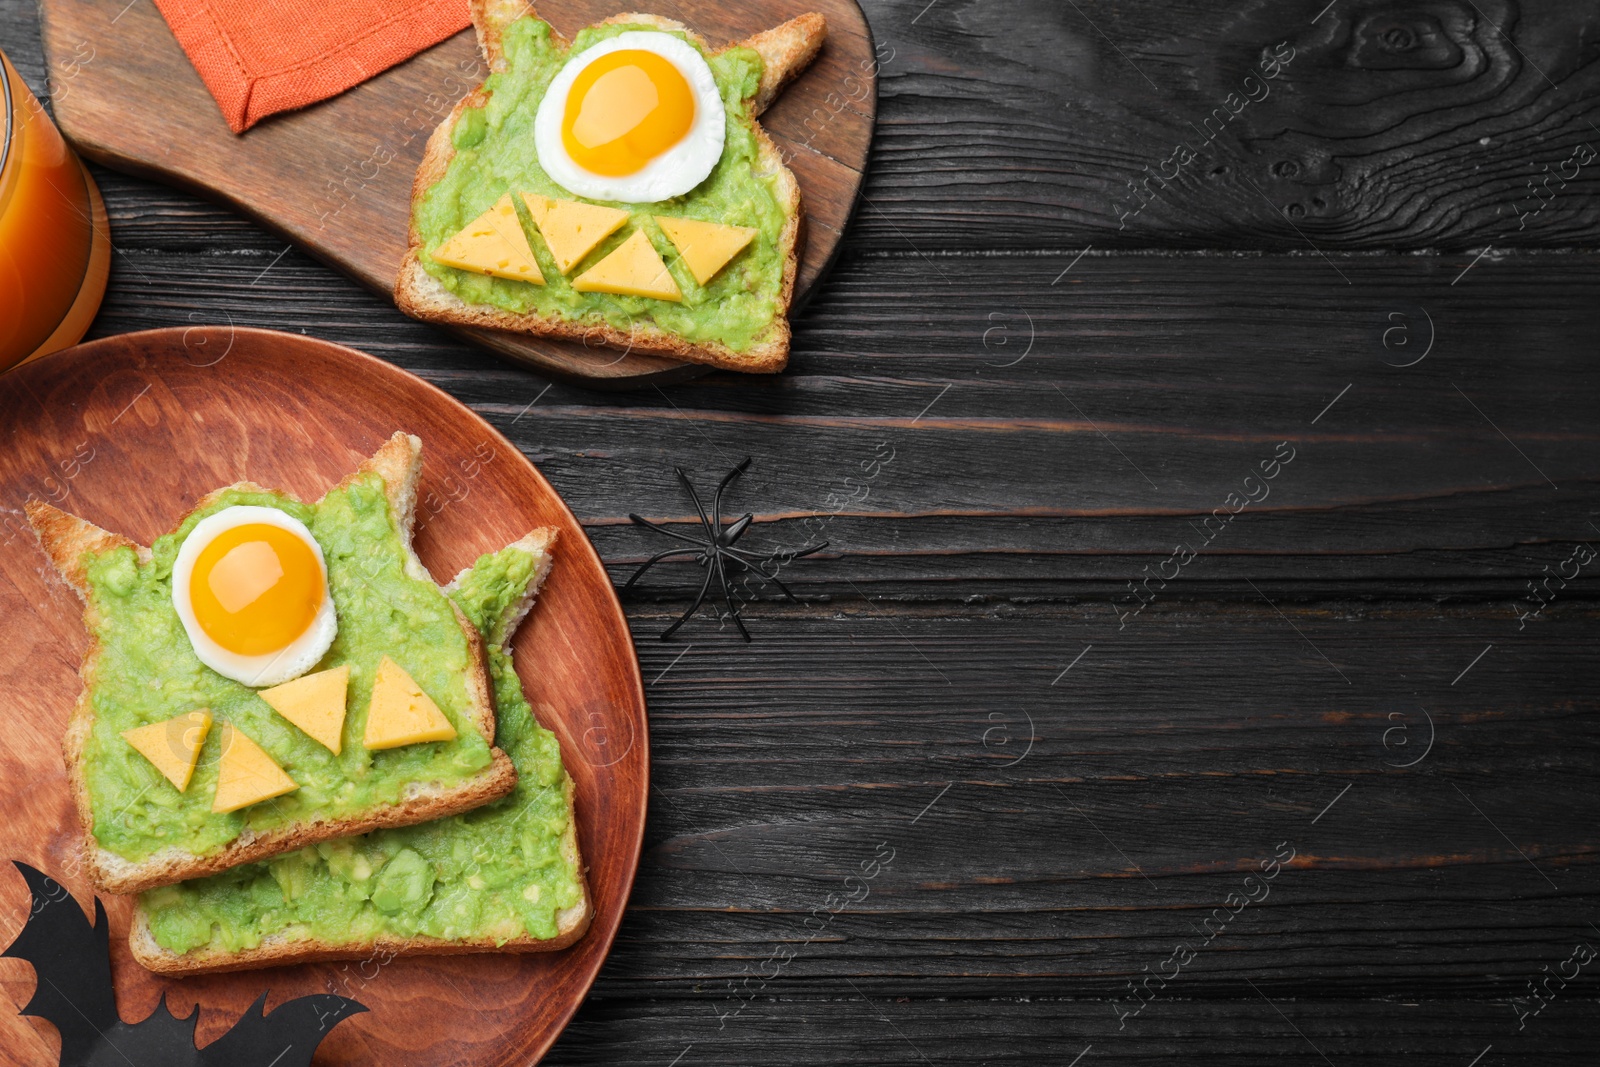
[[431, 194, 544, 284], [212, 725, 298, 813], [655, 216, 758, 286], [364, 655, 458, 750], [122, 710, 212, 792], [259, 664, 349, 755], [571, 229, 683, 302], [520, 192, 629, 274]]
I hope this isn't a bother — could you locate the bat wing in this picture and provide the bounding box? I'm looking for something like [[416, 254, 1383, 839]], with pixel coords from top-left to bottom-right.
[[197, 991, 367, 1067], [3, 863, 366, 1066], [94, 997, 201, 1067], [2, 862, 119, 1066]]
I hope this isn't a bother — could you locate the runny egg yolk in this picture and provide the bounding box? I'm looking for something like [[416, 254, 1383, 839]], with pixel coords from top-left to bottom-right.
[[562, 49, 695, 176], [188, 523, 324, 656]]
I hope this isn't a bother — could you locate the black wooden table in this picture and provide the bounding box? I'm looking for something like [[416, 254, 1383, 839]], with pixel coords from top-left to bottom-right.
[[5, 0, 1599, 1062]]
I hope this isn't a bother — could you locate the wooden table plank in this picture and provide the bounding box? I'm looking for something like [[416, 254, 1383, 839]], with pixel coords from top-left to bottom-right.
[[543, 996, 1598, 1065], [4, 0, 1599, 1064], [549, 600, 1600, 1061], [56, 199, 1600, 585], [857, 0, 1600, 251]]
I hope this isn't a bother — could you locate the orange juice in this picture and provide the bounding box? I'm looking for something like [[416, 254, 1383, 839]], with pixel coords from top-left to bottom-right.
[[0, 50, 109, 372]]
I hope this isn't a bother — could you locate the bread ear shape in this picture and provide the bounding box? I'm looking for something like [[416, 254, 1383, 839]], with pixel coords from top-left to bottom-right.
[[472, 0, 539, 71], [445, 527, 558, 646], [25, 501, 143, 597], [745, 13, 828, 116], [468, 2, 827, 113]]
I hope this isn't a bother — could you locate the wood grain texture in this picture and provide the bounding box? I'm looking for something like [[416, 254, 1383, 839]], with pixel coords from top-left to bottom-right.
[[0, 329, 648, 1067], [5, 0, 1600, 1062], [857, 0, 1600, 251], [35, 0, 876, 384], [550, 996, 1600, 1066], [612, 601, 1600, 991]]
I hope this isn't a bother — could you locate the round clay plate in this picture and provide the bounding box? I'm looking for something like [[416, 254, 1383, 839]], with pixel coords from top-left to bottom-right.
[[0, 327, 647, 1064]]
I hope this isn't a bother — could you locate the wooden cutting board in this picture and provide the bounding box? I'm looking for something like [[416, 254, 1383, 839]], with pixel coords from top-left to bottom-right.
[[37, 0, 876, 387], [0, 328, 648, 1065]]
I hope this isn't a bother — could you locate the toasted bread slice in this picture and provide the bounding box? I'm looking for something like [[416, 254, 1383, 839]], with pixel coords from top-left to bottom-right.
[[393, 5, 826, 374], [129, 529, 592, 973], [28, 433, 517, 894]]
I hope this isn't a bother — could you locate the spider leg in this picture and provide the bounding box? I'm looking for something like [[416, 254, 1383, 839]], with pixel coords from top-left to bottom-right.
[[710, 550, 752, 642], [762, 566, 802, 602], [629, 513, 713, 547], [716, 549, 781, 585], [711, 457, 752, 531], [621, 547, 704, 593], [710, 549, 748, 595], [660, 556, 718, 640], [739, 541, 827, 562], [723, 539, 829, 601], [676, 467, 716, 540], [719, 549, 803, 602], [720, 513, 754, 547], [722, 539, 827, 568]]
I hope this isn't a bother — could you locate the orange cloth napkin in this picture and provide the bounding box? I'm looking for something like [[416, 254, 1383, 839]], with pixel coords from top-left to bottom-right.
[[151, 0, 470, 133]]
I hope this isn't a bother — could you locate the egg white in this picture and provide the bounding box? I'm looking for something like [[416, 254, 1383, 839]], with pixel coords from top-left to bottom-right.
[[171, 506, 337, 688], [534, 32, 726, 204]]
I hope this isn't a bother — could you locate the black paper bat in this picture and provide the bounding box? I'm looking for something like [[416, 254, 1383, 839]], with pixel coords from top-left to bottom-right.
[[2, 862, 366, 1067]]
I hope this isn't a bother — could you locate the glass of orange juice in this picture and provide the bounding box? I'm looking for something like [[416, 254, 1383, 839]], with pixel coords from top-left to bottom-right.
[[0, 48, 110, 373]]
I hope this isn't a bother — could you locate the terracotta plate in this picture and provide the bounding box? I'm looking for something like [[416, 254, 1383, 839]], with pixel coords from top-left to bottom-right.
[[0, 327, 647, 1064]]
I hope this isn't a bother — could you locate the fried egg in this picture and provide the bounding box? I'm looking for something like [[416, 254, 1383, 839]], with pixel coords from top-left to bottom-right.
[[534, 31, 726, 204], [171, 506, 337, 688]]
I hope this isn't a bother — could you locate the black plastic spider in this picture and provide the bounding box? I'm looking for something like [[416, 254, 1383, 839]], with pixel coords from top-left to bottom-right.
[[622, 458, 826, 640]]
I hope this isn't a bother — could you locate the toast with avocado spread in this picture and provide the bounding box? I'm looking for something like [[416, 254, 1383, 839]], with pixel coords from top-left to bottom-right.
[[27, 433, 518, 894], [394, 0, 825, 373], [130, 530, 590, 972]]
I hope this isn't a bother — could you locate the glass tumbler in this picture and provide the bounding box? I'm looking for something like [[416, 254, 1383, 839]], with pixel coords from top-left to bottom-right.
[[0, 48, 110, 373]]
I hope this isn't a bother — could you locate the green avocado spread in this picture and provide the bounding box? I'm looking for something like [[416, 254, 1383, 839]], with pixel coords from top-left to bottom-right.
[[82, 475, 495, 865], [416, 17, 786, 353], [140, 543, 582, 954]]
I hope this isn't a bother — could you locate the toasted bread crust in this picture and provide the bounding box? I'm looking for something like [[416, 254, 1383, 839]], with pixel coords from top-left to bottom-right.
[[393, 6, 825, 374], [24, 503, 143, 904], [451, 527, 557, 644], [128, 528, 592, 974], [89, 751, 516, 895], [24, 502, 142, 591], [746, 12, 828, 117], [472, 0, 535, 70], [29, 433, 518, 895]]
